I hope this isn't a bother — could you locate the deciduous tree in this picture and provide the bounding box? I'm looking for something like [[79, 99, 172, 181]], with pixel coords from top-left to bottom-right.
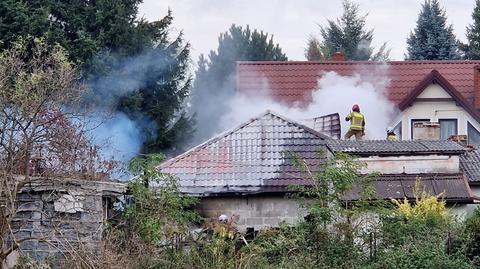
[[0, 39, 113, 266]]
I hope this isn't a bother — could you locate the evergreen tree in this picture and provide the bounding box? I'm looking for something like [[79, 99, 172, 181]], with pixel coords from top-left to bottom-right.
[[0, 2, 193, 154], [190, 25, 287, 143], [464, 0, 480, 59], [305, 36, 323, 60], [406, 0, 460, 60], [315, 0, 389, 61]]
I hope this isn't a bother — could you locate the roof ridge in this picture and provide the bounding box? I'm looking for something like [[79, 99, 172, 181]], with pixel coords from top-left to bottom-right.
[[160, 110, 328, 168], [237, 60, 480, 65]]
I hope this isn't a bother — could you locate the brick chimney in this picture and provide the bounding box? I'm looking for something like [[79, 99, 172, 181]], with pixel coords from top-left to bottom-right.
[[332, 51, 346, 61], [475, 66, 480, 110]]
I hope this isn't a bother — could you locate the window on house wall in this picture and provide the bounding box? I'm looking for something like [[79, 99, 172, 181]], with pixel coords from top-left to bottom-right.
[[411, 119, 430, 139], [439, 119, 458, 140], [468, 122, 480, 147], [394, 121, 402, 140]]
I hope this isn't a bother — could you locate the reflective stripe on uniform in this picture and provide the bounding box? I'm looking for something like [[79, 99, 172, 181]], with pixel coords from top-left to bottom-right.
[[387, 135, 397, 141], [349, 112, 364, 130]]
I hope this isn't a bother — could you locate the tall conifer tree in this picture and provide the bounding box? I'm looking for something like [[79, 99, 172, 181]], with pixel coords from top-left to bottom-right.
[[464, 0, 480, 59], [406, 0, 460, 60], [312, 0, 389, 61], [190, 25, 287, 143]]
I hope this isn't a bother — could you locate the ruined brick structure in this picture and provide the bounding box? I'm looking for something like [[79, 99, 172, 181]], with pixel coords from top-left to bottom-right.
[[5, 178, 126, 267]]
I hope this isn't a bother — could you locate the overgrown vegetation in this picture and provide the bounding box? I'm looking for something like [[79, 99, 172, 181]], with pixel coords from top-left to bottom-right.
[[32, 152, 476, 269]]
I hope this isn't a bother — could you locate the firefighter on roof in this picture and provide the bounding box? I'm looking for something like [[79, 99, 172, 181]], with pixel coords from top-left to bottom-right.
[[344, 104, 365, 140], [386, 126, 397, 141]]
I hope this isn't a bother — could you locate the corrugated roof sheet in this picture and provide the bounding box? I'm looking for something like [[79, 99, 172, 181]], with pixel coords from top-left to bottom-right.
[[460, 150, 480, 183], [326, 140, 466, 156], [303, 113, 341, 139], [346, 173, 472, 203], [159, 111, 329, 195], [236, 60, 480, 107]]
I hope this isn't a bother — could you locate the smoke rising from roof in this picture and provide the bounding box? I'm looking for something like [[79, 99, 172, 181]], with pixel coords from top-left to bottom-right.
[[216, 69, 397, 140]]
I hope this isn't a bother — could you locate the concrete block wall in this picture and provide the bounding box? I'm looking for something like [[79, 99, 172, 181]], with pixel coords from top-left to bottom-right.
[[6, 179, 126, 266], [11, 190, 105, 263], [197, 195, 305, 231]]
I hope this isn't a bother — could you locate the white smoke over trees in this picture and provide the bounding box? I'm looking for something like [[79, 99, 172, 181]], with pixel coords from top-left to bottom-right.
[[190, 24, 288, 145], [84, 12, 193, 170]]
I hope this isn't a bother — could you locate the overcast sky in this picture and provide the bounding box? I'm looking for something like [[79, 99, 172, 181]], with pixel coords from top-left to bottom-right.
[[138, 0, 475, 62]]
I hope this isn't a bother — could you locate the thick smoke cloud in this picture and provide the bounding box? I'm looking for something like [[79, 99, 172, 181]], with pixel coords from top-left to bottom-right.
[[217, 70, 397, 140], [84, 49, 174, 173]]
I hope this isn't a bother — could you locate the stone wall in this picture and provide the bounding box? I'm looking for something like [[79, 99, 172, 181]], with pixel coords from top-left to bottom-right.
[[8, 179, 126, 266], [196, 195, 305, 231]]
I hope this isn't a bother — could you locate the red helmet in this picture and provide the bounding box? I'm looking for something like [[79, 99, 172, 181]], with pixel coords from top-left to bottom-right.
[[352, 104, 360, 111]]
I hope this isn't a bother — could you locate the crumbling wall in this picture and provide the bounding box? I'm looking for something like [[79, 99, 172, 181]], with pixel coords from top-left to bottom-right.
[[8, 179, 126, 265], [197, 195, 305, 231]]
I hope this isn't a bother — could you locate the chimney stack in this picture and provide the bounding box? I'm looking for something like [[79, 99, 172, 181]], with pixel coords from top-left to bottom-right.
[[332, 51, 346, 61], [474, 66, 480, 110]]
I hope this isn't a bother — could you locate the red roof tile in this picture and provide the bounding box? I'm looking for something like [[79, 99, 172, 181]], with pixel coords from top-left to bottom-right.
[[236, 60, 480, 108]]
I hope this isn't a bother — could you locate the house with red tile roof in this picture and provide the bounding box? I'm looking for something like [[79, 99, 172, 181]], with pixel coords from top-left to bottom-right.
[[236, 59, 480, 144]]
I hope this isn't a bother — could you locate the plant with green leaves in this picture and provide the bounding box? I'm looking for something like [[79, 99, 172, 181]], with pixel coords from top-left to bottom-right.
[[464, 207, 480, 266], [369, 180, 472, 269], [259, 152, 379, 268], [125, 153, 199, 245]]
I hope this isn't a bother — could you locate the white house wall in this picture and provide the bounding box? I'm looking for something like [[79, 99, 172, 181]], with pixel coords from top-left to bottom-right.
[[358, 155, 459, 174], [397, 84, 480, 140]]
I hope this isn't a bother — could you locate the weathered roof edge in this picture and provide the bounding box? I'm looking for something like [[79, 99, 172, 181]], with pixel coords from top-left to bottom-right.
[[159, 110, 331, 169], [14, 176, 127, 194], [325, 140, 466, 156]]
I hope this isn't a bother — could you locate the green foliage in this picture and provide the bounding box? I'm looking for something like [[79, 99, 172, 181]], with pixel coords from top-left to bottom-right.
[[126, 153, 199, 244], [0, 1, 194, 153], [370, 184, 472, 269], [0, 0, 145, 64], [314, 0, 389, 61], [406, 0, 460, 60], [191, 24, 287, 143], [88, 10, 193, 153], [305, 36, 323, 60], [367, 240, 473, 269], [464, 0, 480, 59], [464, 207, 480, 265]]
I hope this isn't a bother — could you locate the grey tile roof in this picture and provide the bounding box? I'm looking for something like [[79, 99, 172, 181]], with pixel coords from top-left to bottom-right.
[[345, 173, 472, 203], [326, 140, 466, 156], [460, 150, 480, 183], [160, 111, 329, 195]]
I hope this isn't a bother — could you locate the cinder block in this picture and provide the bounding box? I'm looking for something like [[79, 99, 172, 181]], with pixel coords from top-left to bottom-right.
[[245, 217, 263, 226], [263, 218, 281, 226]]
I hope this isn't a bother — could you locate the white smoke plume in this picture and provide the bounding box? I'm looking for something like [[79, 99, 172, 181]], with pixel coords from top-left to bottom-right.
[[218, 70, 397, 140], [84, 49, 177, 177]]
